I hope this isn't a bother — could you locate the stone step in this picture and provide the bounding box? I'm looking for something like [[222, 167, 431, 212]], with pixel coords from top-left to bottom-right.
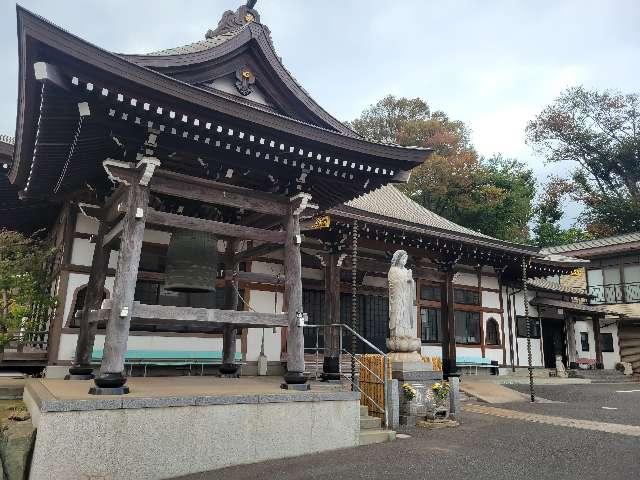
[[360, 416, 381, 430], [359, 405, 370, 416], [359, 428, 396, 446]]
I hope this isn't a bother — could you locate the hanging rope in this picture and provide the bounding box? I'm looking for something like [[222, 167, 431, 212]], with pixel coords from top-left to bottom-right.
[[351, 220, 359, 388], [522, 256, 535, 402]]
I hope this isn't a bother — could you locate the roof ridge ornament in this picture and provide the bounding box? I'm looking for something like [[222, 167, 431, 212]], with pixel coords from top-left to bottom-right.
[[205, 1, 260, 39]]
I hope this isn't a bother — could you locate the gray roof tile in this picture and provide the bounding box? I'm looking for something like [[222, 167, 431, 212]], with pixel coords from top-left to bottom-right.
[[146, 29, 245, 56], [541, 232, 640, 254], [345, 184, 494, 240]]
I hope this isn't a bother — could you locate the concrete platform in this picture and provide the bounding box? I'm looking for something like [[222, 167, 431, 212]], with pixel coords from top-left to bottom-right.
[[24, 377, 360, 480]]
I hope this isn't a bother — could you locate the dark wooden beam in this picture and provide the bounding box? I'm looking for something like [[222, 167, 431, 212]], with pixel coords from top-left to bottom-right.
[[145, 208, 286, 243], [74, 221, 110, 368], [104, 164, 290, 216], [88, 302, 287, 328], [594, 315, 604, 367], [103, 216, 126, 246], [236, 243, 283, 262], [222, 270, 281, 285], [101, 185, 129, 224], [440, 266, 457, 377]]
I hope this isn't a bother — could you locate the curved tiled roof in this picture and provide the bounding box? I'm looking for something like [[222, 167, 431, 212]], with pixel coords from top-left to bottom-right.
[[345, 184, 494, 240], [527, 278, 590, 297], [146, 29, 245, 56], [541, 232, 640, 254]]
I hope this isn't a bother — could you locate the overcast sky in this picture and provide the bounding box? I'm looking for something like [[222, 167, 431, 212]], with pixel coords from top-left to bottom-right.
[[1, 1, 639, 226]]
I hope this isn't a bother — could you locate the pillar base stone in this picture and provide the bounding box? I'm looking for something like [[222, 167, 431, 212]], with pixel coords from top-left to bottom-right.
[[91, 372, 128, 395], [65, 365, 95, 381], [219, 363, 240, 378], [282, 371, 309, 389], [280, 383, 311, 391], [89, 385, 131, 395], [65, 374, 95, 381], [321, 356, 341, 381]]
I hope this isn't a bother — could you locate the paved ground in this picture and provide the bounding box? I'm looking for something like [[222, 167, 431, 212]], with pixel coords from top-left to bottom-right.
[[507, 383, 640, 425], [460, 381, 528, 403], [175, 383, 640, 480]]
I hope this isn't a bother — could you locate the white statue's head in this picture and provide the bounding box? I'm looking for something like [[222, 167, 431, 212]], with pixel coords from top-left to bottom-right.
[[391, 250, 408, 268]]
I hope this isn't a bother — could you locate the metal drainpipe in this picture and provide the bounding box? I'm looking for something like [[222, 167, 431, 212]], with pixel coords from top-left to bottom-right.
[[522, 257, 535, 402]]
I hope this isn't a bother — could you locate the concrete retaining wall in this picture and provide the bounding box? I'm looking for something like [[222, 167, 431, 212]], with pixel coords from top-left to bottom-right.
[[25, 388, 359, 480]]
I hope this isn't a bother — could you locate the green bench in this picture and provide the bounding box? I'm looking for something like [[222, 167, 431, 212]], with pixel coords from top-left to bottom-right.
[[91, 349, 243, 376], [457, 355, 494, 375]]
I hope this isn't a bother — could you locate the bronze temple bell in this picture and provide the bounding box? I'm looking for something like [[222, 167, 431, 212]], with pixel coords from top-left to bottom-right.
[[164, 230, 219, 293]]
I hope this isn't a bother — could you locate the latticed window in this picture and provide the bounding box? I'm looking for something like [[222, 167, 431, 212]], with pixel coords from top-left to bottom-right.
[[454, 311, 480, 344], [485, 317, 500, 345], [453, 288, 480, 305], [420, 307, 442, 343]]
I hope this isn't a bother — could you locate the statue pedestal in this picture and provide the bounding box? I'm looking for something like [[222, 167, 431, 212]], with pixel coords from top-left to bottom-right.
[[392, 358, 443, 426]]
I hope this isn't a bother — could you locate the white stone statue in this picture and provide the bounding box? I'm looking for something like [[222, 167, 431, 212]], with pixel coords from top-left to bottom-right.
[[387, 250, 421, 354]]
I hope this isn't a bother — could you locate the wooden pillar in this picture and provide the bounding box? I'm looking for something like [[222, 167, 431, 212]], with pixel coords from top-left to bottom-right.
[[221, 239, 241, 377], [497, 271, 507, 366], [593, 314, 603, 368], [505, 285, 516, 372], [440, 266, 457, 378], [565, 312, 577, 367], [282, 196, 308, 389], [47, 203, 78, 365], [91, 180, 149, 394], [68, 220, 110, 379], [322, 251, 341, 381]]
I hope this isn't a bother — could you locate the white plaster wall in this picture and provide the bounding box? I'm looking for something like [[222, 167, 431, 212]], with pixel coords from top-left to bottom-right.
[[209, 75, 274, 107], [601, 324, 620, 369], [510, 290, 543, 367], [245, 289, 284, 362], [71, 238, 118, 269], [420, 345, 442, 358], [75, 213, 98, 235], [573, 320, 595, 361], [515, 338, 543, 367], [482, 291, 500, 309], [481, 273, 499, 290], [484, 348, 503, 363]]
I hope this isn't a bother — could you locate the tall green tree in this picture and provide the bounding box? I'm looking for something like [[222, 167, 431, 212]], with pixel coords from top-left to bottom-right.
[[349, 96, 535, 243], [0, 230, 57, 349], [531, 176, 591, 247], [526, 86, 640, 236]]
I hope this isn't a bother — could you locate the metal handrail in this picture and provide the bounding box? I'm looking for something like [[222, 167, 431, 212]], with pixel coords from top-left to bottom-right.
[[303, 323, 390, 429]]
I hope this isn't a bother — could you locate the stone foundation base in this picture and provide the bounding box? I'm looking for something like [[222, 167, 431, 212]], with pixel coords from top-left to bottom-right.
[[24, 378, 359, 480]]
